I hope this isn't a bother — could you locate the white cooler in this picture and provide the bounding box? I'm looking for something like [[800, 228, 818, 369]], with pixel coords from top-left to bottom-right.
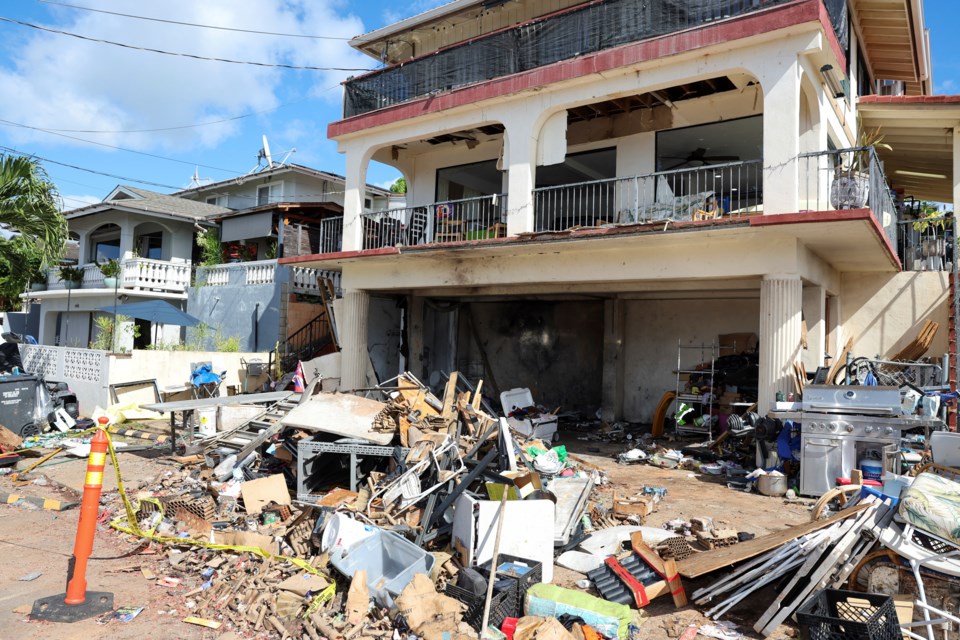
[[500, 387, 559, 441]]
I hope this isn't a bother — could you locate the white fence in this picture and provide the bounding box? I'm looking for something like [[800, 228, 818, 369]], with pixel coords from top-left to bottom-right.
[[18, 345, 271, 417]]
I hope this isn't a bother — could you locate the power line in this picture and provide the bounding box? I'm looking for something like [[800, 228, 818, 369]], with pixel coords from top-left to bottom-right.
[[38, 0, 355, 40], [0, 16, 372, 72], [0, 145, 181, 190], [0, 118, 243, 174]]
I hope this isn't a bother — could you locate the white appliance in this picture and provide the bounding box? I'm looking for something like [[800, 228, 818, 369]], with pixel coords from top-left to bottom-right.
[[499, 387, 559, 441]]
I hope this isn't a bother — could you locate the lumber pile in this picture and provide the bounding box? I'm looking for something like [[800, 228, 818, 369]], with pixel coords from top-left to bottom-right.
[[692, 496, 896, 636], [889, 320, 938, 362]]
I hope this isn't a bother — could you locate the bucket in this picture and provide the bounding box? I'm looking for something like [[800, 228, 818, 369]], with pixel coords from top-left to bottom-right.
[[320, 512, 378, 552], [860, 458, 883, 481], [197, 408, 217, 437], [757, 474, 788, 497]]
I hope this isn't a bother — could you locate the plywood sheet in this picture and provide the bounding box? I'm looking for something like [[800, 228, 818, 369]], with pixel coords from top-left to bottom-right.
[[677, 503, 869, 578]]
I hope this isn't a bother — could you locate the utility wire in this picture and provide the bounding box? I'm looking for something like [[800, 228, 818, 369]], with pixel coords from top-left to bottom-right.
[[0, 118, 243, 174], [0, 145, 182, 190], [0, 16, 372, 71], [38, 0, 355, 40]]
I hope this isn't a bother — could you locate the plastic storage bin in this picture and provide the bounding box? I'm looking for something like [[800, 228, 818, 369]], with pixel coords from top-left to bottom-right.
[[479, 554, 543, 614], [444, 579, 517, 630], [330, 529, 434, 600], [796, 589, 900, 640]]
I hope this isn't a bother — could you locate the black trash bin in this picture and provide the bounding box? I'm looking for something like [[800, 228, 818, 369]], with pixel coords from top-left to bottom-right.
[[0, 374, 42, 437]]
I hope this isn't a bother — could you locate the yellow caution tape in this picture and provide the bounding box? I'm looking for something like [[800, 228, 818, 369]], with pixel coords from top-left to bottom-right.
[[100, 430, 335, 609]]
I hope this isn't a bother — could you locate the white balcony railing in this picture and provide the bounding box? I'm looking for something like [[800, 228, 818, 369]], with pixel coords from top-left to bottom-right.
[[46, 259, 189, 293], [198, 259, 278, 287], [290, 266, 341, 296], [123, 258, 190, 293]]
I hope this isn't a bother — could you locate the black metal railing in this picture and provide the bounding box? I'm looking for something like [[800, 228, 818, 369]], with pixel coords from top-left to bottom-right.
[[359, 195, 507, 250], [533, 159, 762, 230], [797, 146, 898, 249], [897, 214, 955, 272], [275, 313, 332, 374], [344, 0, 793, 117]]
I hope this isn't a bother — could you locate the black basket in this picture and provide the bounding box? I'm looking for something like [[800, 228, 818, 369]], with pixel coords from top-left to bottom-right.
[[479, 554, 543, 615], [444, 580, 517, 631], [797, 589, 901, 640]]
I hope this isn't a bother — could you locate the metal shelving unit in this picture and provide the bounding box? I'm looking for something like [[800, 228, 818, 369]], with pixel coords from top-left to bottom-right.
[[675, 341, 720, 438]]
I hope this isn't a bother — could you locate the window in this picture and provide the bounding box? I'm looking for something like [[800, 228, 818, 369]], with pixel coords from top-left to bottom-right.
[[257, 182, 282, 206], [206, 195, 227, 207], [89, 223, 121, 262], [364, 198, 372, 209], [137, 232, 163, 260]]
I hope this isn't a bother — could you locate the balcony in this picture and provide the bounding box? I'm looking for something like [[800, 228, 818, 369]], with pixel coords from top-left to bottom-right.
[[533, 159, 762, 230], [360, 195, 507, 250], [196, 259, 342, 296], [344, 0, 799, 118], [45, 258, 191, 294]]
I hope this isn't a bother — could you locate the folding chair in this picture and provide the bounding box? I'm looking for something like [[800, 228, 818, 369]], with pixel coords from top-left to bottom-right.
[[190, 361, 225, 399]]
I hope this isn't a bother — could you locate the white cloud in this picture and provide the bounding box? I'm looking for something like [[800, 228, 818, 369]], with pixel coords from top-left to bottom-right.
[[382, 1, 452, 29], [0, 1, 371, 152], [60, 194, 102, 211]]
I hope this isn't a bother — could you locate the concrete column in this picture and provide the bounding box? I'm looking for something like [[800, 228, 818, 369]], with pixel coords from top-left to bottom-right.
[[119, 216, 135, 261], [341, 146, 374, 252], [801, 284, 826, 372], [502, 110, 546, 236], [760, 58, 801, 214], [601, 298, 625, 422], [759, 275, 802, 410], [340, 289, 370, 392], [407, 295, 425, 379]]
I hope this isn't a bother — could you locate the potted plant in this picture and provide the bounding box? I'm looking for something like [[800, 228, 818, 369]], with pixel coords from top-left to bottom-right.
[[98, 258, 121, 289], [28, 274, 47, 291], [58, 265, 84, 289], [830, 115, 892, 209]]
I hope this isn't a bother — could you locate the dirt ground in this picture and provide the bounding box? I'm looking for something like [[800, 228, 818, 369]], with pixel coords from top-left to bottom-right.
[[0, 429, 811, 640]]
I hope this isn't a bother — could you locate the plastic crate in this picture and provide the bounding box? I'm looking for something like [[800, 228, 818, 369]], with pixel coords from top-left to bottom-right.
[[479, 554, 543, 615], [444, 580, 517, 631], [797, 589, 901, 640]]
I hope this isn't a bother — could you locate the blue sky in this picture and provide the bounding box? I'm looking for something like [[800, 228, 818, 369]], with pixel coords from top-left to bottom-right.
[[0, 1, 956, 210]]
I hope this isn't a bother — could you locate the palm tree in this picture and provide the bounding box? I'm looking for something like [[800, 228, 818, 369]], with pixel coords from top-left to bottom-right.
[[0, 154, 67, 268]]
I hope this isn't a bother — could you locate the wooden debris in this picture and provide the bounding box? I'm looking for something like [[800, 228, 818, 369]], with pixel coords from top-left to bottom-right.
[[889, 319, 939, 362]]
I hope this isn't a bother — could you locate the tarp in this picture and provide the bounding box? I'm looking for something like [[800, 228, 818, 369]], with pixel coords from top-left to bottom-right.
[[98, 300, 200, 327]]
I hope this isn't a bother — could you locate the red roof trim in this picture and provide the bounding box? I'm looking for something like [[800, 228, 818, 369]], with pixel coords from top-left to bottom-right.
[[750, 208, 902, 270], [860, 95, 960, 105]]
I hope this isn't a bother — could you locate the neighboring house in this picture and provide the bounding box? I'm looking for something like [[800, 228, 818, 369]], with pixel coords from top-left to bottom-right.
[[21, 163, 391, 357], [24, 186, 226, 349], [281, 0, 957, 421]]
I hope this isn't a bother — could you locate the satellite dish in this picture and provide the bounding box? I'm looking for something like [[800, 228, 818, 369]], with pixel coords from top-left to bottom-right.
[[261, 135, 273, 169]]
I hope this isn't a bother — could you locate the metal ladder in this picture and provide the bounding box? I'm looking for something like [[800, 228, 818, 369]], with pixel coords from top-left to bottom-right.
[[203, 393, 300, 461]]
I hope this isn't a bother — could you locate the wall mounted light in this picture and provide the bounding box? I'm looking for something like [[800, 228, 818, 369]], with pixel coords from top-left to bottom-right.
[[819, 65, 845, 98]]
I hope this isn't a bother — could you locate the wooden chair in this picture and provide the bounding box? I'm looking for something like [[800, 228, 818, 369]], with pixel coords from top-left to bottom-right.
[[487, 222, 507, 238], [435, 218, 464, 243]]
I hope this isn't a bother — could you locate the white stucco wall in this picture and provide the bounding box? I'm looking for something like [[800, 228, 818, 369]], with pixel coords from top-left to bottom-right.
[[841, 271, 950, 361]]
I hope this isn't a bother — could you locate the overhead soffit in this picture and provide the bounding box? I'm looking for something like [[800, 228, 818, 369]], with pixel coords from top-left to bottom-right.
[[851, 0, 926, 95], [859, 99, 960, 203]]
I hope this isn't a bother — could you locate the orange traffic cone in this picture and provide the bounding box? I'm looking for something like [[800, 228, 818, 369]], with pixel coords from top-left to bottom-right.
[[31, 427, 114, 622]]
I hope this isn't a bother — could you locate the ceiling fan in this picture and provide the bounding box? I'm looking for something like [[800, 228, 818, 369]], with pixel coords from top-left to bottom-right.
[[662, 147, 739, 170]]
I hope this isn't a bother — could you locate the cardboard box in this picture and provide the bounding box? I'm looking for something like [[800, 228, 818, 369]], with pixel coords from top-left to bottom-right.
[[485, 470, 543, 500]]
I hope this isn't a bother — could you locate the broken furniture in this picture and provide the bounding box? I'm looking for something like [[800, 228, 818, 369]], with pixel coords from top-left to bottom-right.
[[141, 391, 293, 453], [297, 441, 410, 496], [674, 341, 719, 439]]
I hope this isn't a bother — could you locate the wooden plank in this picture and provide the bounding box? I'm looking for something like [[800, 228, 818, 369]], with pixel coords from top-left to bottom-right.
[[825, 336, 854, 385], [676, 503, 870, 578]]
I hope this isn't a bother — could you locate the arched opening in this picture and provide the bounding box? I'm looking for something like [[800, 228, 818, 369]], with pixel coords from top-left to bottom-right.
[[132, 221, 169, 261], [88, 223, 121, 263]]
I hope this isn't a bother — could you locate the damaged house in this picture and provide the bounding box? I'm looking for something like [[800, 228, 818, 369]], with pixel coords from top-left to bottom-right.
[[282, 0, 955, 423]]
